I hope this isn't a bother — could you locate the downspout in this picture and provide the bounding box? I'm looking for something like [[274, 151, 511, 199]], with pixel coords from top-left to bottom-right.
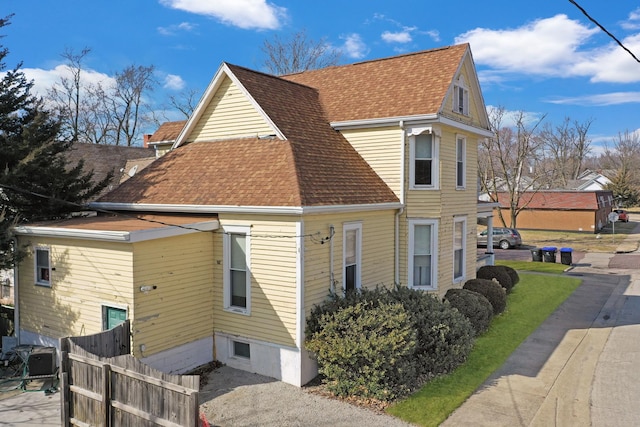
[[395, 121, 407, 285], [12, 238, 20, 344], [329, 225, 335, 294]]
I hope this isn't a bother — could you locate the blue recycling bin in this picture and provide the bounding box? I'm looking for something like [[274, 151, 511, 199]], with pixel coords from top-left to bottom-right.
[[560, 247, 573, 265], [541, 246, 557, 263]]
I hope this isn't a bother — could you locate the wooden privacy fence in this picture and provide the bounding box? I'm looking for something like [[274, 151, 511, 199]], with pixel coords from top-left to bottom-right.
[[59, 321, 201, 426]]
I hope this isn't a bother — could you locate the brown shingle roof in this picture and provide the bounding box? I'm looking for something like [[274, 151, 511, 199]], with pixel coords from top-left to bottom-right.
[[65, 143, 156, 196], [494, 191, 614, 210], [148, 120, 187, 143], [281, 44, 469, 122]]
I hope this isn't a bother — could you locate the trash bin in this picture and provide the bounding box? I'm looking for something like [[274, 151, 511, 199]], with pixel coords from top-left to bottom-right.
[[560, 247, 573, 265], [541, 246, 557, 263], [530, 248, 542, 262]]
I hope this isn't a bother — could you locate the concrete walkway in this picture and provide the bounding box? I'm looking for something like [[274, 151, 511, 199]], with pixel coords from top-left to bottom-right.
[[443, 219, 640, 427]]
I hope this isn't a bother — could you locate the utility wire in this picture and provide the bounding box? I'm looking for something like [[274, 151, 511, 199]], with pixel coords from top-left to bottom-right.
[[568, 0, 640, 64]]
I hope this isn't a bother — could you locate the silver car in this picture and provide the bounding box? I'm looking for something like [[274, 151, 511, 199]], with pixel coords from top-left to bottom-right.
[[478, 227, 522, 250]]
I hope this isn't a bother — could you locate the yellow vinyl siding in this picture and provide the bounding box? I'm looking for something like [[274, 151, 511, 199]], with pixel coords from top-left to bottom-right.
[[340, 127, 403, 197], [303, 210, 396, 317], [188, 76, 275, 142], [17, 237, 134, 338], [213, 215, 299, 347], [131, 232, 215, 356]]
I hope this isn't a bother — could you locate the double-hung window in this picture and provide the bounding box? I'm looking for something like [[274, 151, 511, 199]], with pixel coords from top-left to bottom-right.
[[35, 246, 51, 287], [456, 136, 466, 189], [453, 217, 466, 282], [343, 222, 362, 292], [408, 220, 438, 290], [223, 226, 251, 314], [410, 131, 439, 189], [453, 76, 469, 116]]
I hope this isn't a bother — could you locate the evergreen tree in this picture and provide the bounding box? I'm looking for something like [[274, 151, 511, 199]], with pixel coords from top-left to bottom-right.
[[0, 16, 111, 269]]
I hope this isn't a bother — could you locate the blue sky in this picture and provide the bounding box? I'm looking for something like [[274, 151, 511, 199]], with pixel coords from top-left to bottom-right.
[[3, 1, 640, 147]]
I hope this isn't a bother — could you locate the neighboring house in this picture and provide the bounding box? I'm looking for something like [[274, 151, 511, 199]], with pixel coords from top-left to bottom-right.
[[566, 169, 612, 191], [13, 44, 493, 386], [65, 142, 156, 195], [144, 120, 186, 158], [492, 190, 615, 233]]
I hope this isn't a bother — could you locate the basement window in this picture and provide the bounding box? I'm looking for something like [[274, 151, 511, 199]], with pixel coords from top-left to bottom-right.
[[233, 341, 251, 359]]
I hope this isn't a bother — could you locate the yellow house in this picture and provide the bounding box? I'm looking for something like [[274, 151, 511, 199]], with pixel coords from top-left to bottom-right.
[[14, 43, 492, 386]]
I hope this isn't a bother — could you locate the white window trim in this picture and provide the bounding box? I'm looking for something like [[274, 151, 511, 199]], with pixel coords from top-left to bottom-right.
[[223, 225, 251, 315], [456, 135, 466, 189], [101, 303, 128, 331], [230, 338, 251, 360], [343, 222, 362, 292], [34, 245, 51, 287], [453, 75, 469, 116], [408, 219, 439, 290], [408, 131, 440, 190], [453, 217, 467, 283]]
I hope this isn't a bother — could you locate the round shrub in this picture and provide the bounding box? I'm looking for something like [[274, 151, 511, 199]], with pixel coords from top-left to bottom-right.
[[382, 286, 475, 378], [305, 300, 418, 401], [444, 288, 494, 336], [477, 265, 514, 293], [463, 278, 507, 315], [500, 265, 520, 286]]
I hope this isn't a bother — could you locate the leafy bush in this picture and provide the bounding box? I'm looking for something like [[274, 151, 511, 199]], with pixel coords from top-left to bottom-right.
[[444, 288, 494, 336], [306, 286, 475, 400], [306, 300, 417, 400], [463, 278, 507, 315], [382, 286, 474, 378], [477, 265, 514, 293], [500, 265, 520, 286]]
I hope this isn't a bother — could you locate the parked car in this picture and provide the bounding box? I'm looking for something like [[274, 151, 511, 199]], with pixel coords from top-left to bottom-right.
[[613, 209, 629, 222], [478, 227, 523, 250]]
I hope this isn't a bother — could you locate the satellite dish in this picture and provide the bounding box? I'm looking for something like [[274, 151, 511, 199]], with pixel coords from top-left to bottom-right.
[[128, 165, 139, 177]]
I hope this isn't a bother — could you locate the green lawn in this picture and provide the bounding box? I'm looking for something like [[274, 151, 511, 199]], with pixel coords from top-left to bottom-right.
[[386, 264, 581, 426]]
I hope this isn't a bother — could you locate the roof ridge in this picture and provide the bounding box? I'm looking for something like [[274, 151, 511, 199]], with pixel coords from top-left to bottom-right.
[[283, 43, 468, 77]]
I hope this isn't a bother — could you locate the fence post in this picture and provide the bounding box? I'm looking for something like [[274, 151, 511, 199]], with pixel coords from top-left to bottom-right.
[[59, 338, 70, 427], [102, 363, 111, 427], [189, 391, 199, 427]]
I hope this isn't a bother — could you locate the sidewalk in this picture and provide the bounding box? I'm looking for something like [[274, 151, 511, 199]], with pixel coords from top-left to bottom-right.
[[442, 220, 640, 427]]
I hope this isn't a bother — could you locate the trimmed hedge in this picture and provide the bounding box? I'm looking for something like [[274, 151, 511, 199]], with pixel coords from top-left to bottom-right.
[[500, 265, 520, 286], [444, 288, 494, 336], [463, 278, 507, 315], [477, 265, 514, 293], [305, 286, 475, 401]]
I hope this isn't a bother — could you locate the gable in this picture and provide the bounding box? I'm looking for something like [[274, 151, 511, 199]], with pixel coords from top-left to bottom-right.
[[186, 75, 277, 143]]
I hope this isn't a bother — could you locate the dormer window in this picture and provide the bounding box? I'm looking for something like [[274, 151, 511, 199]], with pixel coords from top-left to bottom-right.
[[453, 75, 469, 116]]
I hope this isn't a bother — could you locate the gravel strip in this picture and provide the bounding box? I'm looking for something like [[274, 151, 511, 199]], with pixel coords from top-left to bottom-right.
[[198, 366, 415, 427]]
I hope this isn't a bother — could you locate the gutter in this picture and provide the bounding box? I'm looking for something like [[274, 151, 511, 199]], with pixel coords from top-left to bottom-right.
[[395, 121, 407, 285]]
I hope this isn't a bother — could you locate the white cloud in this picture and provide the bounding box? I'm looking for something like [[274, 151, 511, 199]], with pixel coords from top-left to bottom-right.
[[456, 14, 598, 77], [339, 33, 369, 59], [621, 8, 640, 30], [455, 14, 640, 84], [21, 65, 114, 99], [159, 0, 286, 30], [546, 91, 640, 106], [381, 30, 412, 44], [158, 21, 197, 36], [486, 105, 545, 129], [163, 74, 186, 90]]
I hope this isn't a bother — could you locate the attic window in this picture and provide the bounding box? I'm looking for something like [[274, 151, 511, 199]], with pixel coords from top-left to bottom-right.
[[453, 75, 469, 116]]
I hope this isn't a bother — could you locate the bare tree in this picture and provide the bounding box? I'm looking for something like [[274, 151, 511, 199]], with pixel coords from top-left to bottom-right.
[[600, 130, 640, 206], [261, 30, 341, 75], [111, 65, 157, 146], [479, 107, 546, 228], [169, 88, 199, 119], [48, 47, 91, 142], [47, 48, 157, 146], [537, 117, 593, 187]]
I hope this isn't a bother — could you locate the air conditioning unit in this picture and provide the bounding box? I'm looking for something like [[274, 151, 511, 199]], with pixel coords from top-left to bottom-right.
[[28, 347, 57, 376]]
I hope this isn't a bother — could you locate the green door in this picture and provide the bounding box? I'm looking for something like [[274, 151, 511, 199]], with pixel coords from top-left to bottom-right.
[[105, 307, 127, 330]]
